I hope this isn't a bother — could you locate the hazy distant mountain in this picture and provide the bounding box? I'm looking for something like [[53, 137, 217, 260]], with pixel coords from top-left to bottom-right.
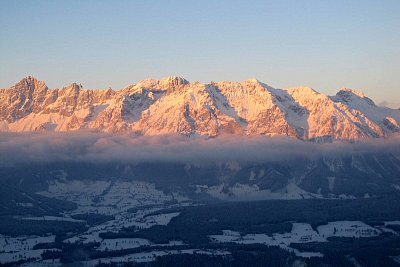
[[1, 76, 399, 141]]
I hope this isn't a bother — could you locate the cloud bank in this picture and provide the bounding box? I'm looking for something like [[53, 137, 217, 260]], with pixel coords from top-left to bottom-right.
[[0, 132, 399, 166]]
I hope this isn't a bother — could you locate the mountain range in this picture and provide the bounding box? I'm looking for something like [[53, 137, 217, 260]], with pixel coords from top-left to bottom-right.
[[1, 76, 399, 141], [1, 77, 400, 202]]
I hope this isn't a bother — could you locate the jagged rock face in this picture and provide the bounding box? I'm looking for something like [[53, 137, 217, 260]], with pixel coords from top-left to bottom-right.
[[0, 76, 399, 140], [0, 76, 49, 122]]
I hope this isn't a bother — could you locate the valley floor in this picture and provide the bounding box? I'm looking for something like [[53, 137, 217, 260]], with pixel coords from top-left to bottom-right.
[[1, 179, 400, 266]]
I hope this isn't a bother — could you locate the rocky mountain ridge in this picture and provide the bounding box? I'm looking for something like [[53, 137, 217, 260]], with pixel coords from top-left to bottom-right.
[[1, 76, 399, 141]]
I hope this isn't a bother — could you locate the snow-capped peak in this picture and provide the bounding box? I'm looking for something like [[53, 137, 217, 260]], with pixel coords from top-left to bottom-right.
[[338, 88, 366, 98], [160, 76, 189, 85], [334, 88, 375, 106], [243, 78, 260, 84], [13, 76, 47, 92], [136, 76, 189, 90]]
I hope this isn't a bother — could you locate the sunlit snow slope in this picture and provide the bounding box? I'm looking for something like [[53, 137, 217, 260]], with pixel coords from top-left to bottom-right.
[[1, 76, 399, 140]]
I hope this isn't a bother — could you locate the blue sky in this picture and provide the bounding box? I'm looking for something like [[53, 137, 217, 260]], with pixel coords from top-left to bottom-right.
[[1, 0, 399, 105]]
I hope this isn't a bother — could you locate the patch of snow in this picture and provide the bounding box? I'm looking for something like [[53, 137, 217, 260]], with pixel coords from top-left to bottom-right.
[[0, 235, 56, 264], [16, 202, 34, 207], [18, 216, 84, 223], [205, 181, 322, 201], [385, 221, 400, 226], [317, 221, 380, 238], [0, 235, 55, 253], [393, 255, 400, 264], [82, 249, 229, 266], [327, 177, 335, 191], [210, 221, 382, 258], [391, 184, 400, 191], [0, 249, 59, 264], [97, 238, 151, 251]]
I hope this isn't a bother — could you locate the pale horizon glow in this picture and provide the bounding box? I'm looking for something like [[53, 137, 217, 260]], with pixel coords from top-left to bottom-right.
[[1, 0, 399, 107]]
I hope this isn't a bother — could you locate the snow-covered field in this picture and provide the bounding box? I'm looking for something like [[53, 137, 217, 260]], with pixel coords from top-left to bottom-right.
[[37, 180, 187, 215], [199, 182, 358, 201], [0, 249, 60, 265], [97, 238, 185, 252], [63, 210, 181, 245], [209, 221, 381, 258], [82, 249, 230, 266], [36, 180, 186, 245], [0, 235, 55, 253], [385, 221, 400, 226], [0, 235, 56, 264], [1, 179, 190, 265], [17, 216, 85, 223], [317, 221, 380, 238], [200, 182, 321, 201], [97, 238, 151, 251]]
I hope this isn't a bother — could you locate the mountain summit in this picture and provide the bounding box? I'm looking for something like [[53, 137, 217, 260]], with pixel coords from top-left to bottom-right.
[[0, 76, 399, 140]]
